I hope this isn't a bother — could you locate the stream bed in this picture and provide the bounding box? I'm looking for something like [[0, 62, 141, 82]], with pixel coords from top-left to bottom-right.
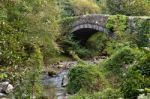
[[42, 70, 69, 99], [41, 57, 105, 99], [41, 61, 78, 99]]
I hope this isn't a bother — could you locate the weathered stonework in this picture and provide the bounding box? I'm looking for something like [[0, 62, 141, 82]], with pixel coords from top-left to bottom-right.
[[70, 14, 150, 33]]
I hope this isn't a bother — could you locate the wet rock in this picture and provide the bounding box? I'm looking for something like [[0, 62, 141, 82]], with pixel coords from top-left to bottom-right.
[[0, 82, 14, 94], [61, 75, 68, 87], [0, 87, 2, 93], [0, 82, 9, 88], [5, 84, 14, 94], [0, 82, 9, 93]]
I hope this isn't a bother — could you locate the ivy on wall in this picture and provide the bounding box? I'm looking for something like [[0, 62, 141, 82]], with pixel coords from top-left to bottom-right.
[[135, 20, 150, 47], [106, 15, 128, 40]]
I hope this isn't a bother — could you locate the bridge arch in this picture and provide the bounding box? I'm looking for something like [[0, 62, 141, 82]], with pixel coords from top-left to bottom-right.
[[69, 14, 109, 45], [71, 23, 109, 45], [61, 14, 150, 45]]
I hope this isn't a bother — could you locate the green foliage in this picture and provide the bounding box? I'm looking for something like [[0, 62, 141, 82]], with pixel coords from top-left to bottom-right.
[[11, 46, 44, 98], [0, 0, 60, 98], [120, 49, 150, 99], [57, 0, 74, 18], [0, 21, 26, 67], [106, 15, 128, 40], [86, 32, 108, 54], [104, 40, 131, 55], [121, 69, 145, 99], [59, 32, 92, 58], [106, 0, 150, 16], [103, 46, 136, 74], [69, 88, 122, 99], [70, 0, 102, 16], [135, 20, 150, 47], [59, 16, 78, 35], [61, 32, 108, 58], [67, 64, 107, 94], [133, 53, 150, 77]]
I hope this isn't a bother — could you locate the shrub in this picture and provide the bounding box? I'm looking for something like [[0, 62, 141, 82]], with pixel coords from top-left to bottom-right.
[[12, 45, 44, 98], [121, 69, 145, 99], [86, 32, 108, 55], [106, 15, 128, 41], [131, 51, 150, 89], [106, 0, 150, 16], [103, 46, 136, 74], [135, 20, 150, 47], [69, 88, 122, 99], [67, 64, 107, 94], [0, 21, 26, 67], [104, 40, 130, 55], [133, 54, 150, 77]]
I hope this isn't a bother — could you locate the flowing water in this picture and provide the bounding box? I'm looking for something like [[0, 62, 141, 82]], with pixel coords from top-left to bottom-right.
[[41, 58, 104, 99], [41, 61, 78, 99], [42, 70, 69, 99]]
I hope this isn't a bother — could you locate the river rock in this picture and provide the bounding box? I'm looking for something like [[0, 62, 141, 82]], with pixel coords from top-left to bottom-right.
[[0, 82, 9, 93], [0, 82, 9, 88], [61, 75, 68, 87], [5, 84, 14, 94], [0, 81, 14, 94]]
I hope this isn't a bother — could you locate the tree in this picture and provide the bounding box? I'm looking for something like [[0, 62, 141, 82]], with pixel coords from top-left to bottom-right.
[[106, 0, 150, 16]]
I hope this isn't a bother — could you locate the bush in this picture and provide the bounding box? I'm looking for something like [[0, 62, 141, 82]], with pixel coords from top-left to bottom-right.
[[106, 15, 128, 41], [67, 64, 107, 94], [135, 20, 150, 47], [103, 46, 136, 74], [104, 40, 130, 55], [86, 32, 108, 55], [133, 54, 150, 77], [69, 88, 122, 99], [106, 0, 150, 16], [121, 69, 145, 99], [0, 21, 26, 67], [70, 0, 101, 16], [131, 51, 150, 89]]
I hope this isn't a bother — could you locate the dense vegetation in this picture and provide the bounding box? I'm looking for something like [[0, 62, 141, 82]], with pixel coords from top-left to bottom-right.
[[0, 0, 150, 99]]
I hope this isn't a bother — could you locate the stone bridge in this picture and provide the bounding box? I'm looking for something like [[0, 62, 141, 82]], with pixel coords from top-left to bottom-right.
[[61, 14, 150, 44]]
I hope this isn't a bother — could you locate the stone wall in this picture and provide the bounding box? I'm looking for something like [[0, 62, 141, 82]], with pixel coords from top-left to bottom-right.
[[70, 14, 150, 33]]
